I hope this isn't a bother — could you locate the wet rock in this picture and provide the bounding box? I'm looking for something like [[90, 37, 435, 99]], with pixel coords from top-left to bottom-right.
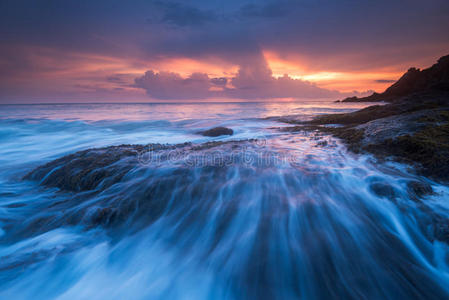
[[432, 217, 449, 243], [24, 140, 255, 192], [366, 121, 449, 182], [199, 127, 233, 137], [316, 140, 328, 147], [309, 104, 394, 125], [23, 143, 193, 192], [295, 94, 449, 182], [287, 55, 449, 183], [280, 125, 304, 132], [407, 181, 434, 199], [90, 207, 118, 226], [23, 147, 134, 192], [369, 182, 397, 199]]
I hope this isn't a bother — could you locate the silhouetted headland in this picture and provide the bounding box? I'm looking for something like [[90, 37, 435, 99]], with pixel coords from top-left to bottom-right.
[[280, 55, 449, 182]]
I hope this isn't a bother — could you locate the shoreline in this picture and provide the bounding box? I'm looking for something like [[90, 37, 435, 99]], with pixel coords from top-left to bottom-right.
[[278, 90, 449, 183], [278, 54, 449, 183]]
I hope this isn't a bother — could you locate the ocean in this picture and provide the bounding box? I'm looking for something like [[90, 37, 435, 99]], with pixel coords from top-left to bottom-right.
[[0, 102, 449, 299]]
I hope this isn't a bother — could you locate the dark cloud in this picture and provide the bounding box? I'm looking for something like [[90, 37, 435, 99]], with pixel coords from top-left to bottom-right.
[[74, 84, 112, 93], [375, 79, 396, 84], [210, 77, 227, 86], [106, 76, 126, 84], [1, 0, 448, 101], [2, 0, 448, 68], [3, 0, 447, 65], [105, 74, 136, 87], [150, 1, 217, 27], [134, 71, 213, 100]]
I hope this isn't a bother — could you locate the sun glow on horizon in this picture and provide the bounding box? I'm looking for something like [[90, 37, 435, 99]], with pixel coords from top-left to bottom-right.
[[263, 50, 402, 93], [1, 45, 405, 102]]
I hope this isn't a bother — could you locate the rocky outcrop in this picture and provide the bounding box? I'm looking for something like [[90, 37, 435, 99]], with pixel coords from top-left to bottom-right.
[[340, 54, 449, 102], [16, 139, 259, 237], [299, 93, 449, 182], [23, 144, 182, 192], [24, 140, 256, 192], [277, 55, 449, 182]]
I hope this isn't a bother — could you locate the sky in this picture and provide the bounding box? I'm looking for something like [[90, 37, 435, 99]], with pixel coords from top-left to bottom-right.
[[0, 0, 448, 103]]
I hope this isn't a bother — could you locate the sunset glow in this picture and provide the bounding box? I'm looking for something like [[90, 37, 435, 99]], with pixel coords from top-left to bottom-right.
[[263, 50, 403, 93], [1, 0, 448, 103]]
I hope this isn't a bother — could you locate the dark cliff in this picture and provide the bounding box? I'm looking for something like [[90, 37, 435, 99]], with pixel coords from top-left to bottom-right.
[[341, 54, 449, 102]]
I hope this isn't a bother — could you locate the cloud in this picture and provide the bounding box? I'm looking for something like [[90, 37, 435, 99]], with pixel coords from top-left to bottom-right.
[[134, 71, 214, 99], [1, 0, 448, 102], [149, 1, 217, 27], [227, 54, 340, 99], [375, 79, 396, 83], [2, 0, 448, 68], [134, 55, 342, 100], [106, 75, 128, 84]]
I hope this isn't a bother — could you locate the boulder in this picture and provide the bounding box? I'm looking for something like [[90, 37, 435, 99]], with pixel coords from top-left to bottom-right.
[[199, 127, 234, 137]]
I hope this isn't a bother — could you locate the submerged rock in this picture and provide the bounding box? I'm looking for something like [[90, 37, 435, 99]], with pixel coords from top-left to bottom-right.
[[24, 144, 149, 192], [199, 127, 233, 137], [407, 181, 434, 199], [433, 218, 449, 243], [369, 182, 397, 200], [23, 140, 255, 193], [15, 139, 261, 237]]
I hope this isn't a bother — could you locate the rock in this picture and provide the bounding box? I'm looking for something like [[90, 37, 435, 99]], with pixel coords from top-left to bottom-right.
[[341, 93, 382, 103], [199, 127, 234, 137], [91, 207, 117, 226], [294, 55, 449, 183], [407, 181, 434, 198], [339, 96, 359, 102], [24, 140, 254, 192], [339, 54, 449, 103], [369, 182, 397, 199], [316, 140, 328, 147], [316, 110, 449, 183], [433, 218, 449, 243]]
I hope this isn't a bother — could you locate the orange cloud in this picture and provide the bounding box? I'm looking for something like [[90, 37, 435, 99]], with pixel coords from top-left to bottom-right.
[[148, 57, 238, 78], [0, 44, 404, 103], [263, 50, 402, 93]]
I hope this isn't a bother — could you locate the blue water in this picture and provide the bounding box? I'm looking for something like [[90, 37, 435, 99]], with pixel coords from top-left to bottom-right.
[[0, 102, 449, 299]]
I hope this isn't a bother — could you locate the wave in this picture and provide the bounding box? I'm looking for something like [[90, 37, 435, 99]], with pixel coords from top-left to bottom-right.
[[1, 102, 449, 299], [0, 136, 448, 299]]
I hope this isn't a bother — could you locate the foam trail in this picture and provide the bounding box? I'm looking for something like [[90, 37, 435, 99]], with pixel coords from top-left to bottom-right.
[[0, 102, 448, 299]]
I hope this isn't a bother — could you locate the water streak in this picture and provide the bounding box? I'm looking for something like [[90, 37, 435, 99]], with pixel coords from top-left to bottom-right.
[[0, 102, 448, 299]]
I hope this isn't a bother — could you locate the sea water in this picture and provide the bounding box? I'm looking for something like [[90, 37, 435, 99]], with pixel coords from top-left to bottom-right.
[[0, 102, 448, 299]]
